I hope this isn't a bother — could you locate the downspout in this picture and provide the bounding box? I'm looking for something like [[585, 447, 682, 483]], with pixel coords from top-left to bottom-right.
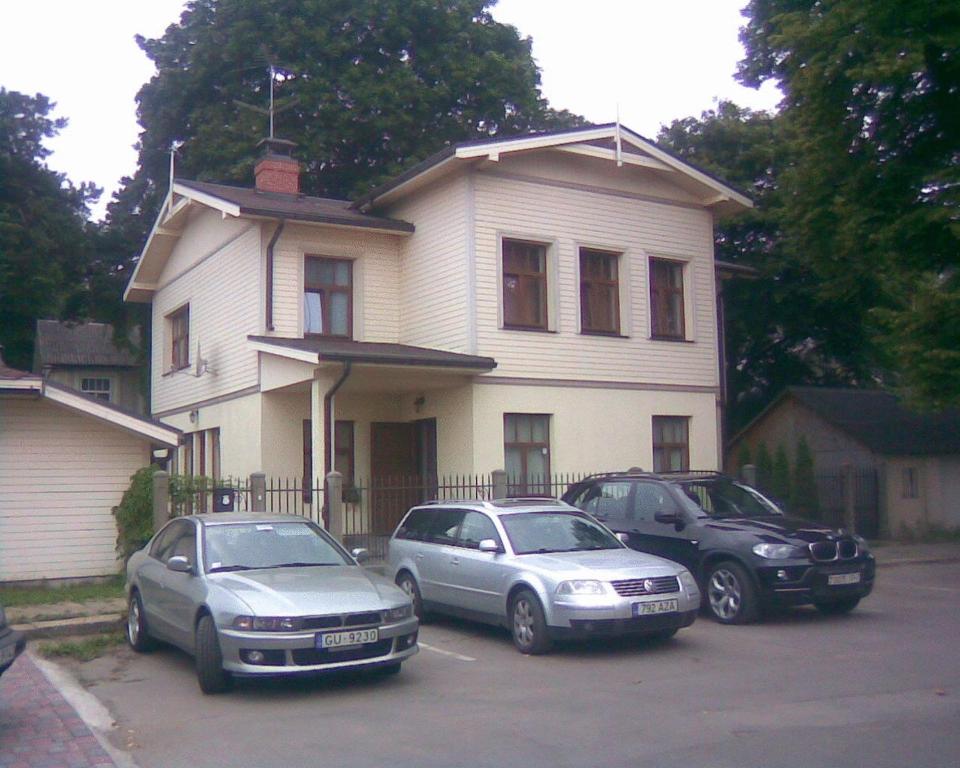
[[265, 220, 285, 331], [322, 361, 352, 528]]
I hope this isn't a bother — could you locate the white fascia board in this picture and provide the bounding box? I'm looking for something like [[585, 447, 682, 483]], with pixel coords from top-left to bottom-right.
[[43, 385, 181, 446], [555, 144, 674, 172], [454, 126, 615, 160], [249, 340, 320, 365], [0, 378, 43, 391], [171, 182, 241, 218], [367, 154, 459, 208], [123, 188, 175, 303]]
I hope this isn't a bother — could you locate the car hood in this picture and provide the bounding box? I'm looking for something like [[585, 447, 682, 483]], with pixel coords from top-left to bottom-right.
[[518, 548, 682, 578], [209, 566, 406, 616], [702, 515, 839, 544]]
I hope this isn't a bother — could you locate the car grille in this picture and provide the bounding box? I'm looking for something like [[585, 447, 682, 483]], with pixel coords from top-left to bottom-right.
[[610, 576, 680, 596], [809, 539, 859, 562], [292, 639, 393, 666], [301, 611, 382, 630]]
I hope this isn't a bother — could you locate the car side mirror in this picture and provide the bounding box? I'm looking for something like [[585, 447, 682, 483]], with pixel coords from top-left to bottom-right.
[[654, 511, 679, 525], [478, 539, 500, 553], [616, 532, 630, 544], [166, 555, 193, 574], [351, 547, 370, 563]]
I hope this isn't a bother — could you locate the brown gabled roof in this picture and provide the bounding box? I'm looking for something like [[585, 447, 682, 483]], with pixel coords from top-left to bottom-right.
[[178, 179, 414, 233], [249, 335, 496, 370], [34, 320, 140, 370]]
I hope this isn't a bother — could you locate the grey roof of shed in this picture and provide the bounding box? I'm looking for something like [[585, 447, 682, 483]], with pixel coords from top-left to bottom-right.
[[249, 335, 496, 370], [177, 179, 414, 233], [747, 387, 960, 457], [34, 320, 140, 369]]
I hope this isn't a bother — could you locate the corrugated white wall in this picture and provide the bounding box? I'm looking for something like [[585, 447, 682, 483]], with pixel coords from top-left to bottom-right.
[[0, 398, 151, 582]]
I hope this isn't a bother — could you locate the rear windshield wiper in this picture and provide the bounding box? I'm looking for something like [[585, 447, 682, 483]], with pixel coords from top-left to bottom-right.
[[272, 562, 338, 568]]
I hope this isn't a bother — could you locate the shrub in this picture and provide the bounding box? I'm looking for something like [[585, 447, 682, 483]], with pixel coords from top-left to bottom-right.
[[791, 436, 819, 518], [755, 441, 773, 493], [736, 442, 752, 473], [113, 465, 161, 563], [772, 444, 792, 503]]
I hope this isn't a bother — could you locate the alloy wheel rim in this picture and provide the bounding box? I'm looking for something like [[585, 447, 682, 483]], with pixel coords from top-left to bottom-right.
[[514, 599, 534, 647], [708, 568, 741, 620], [128, 600, 140, 643]]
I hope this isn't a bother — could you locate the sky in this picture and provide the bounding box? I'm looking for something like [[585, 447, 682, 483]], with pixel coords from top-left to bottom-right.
[[0, 0, 780, 220]]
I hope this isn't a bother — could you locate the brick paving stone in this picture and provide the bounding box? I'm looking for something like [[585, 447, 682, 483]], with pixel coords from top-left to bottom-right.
[[0, 656, 117, 768]]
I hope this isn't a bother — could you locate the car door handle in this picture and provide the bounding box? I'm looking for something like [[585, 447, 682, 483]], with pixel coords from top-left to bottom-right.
[[450, 557, 460, 566], [415, 553, 424, 560]]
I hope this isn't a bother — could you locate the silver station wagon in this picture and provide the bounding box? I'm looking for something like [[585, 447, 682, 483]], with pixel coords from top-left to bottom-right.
[[388, 499, 700, 654], [125, 513, 419, 693]]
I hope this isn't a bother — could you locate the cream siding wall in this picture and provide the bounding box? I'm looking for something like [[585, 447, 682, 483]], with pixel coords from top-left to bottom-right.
[[388, 176, 470, 351], [472, 168, 719, 386], [269, 224, 402, 343], [0, 399, 152, 582], [151, 222, 261, 415]]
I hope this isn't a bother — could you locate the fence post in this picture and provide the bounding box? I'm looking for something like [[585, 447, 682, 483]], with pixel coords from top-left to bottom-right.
[[492, 469, 508, 500], [741, 463, 758, 488], [153, 470, 170, 530], [326, 471, 343, 540], [250, 472, 266, 513], [842, 463, 857, 534]]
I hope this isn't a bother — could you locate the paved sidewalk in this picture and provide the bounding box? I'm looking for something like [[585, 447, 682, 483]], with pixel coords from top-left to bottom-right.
[[0, 654, 117, 768]]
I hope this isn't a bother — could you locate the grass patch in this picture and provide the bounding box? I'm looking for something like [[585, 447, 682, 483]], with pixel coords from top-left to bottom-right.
[[39, 632, 126, 662], [0, 575, 125, 608]]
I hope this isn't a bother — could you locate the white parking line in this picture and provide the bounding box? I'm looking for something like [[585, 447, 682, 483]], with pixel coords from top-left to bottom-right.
[[914, 585, 960, 593], [418, 642, 477, 662]]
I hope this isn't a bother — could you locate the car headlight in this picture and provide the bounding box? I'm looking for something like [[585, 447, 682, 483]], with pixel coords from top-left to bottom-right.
[[679, 570, 699, 593], [383, 604, 413, 623], [752, 543, 805, 559], [556, 580, 606, 595], [853, 534, 871, 555], [232, 616, 304, 631]]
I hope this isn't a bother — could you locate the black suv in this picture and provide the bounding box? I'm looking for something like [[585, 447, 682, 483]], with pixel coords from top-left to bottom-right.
[[563, 472, 875, 624]]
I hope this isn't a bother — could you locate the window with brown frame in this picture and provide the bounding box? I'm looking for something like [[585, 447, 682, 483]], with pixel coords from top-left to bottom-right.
[[652, 416, 690, 472], [335, 421, 355, 493], [169, 305, 190, 370], [579, 248, 620, 334], [649, 258, 685, 339], [304, 256, 352, 337], [502, 239, 547, 330], [504, 413, 551, 495]]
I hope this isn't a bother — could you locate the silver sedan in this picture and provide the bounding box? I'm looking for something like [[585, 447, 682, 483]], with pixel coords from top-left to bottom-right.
[[125, 512, 418, 693]]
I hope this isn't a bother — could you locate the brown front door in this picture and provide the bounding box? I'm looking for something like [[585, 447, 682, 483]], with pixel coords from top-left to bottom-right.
[[370, 421, 440, 534]]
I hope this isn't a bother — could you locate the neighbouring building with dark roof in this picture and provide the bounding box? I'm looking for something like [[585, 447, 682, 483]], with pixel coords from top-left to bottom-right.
[[124, 126, 753, 542], [33, 319, 145, 414], [727, 387, 960, 537]]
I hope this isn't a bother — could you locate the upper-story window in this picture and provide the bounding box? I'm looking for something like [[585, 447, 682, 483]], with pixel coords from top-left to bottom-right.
[[502, 239, 547, 330], [579, 248, 621, 335], [649, 258, 686, 340], [304, 256, 352, 337], [169, 305, 190, 371], [81, 377, 112, 402]]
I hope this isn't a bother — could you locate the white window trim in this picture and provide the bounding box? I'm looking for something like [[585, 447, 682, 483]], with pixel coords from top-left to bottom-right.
[[645, 253, 695, 342], [496, 232, 559, 333], [299, 250, 364, 341], [79, 376, 113, 402], [164, 301, 191, 373], [574, 242, 631, 337]]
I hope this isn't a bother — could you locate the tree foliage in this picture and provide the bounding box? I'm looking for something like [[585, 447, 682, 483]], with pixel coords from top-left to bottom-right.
[[0, 89, 100, 369]]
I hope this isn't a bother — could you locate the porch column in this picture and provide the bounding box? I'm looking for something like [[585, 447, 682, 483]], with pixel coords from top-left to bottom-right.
[[311, 375, 328, 526]]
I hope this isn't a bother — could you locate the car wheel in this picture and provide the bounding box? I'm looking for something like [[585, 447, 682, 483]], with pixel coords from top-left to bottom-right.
[[814, 597, 861, 615], [645, 627, 679, 642], [510, 589, 553, 655], [126, 591, 156, 652], [195, 614, 232, 694], [706, 561, 759, 624], [396, 572, 425, 620]]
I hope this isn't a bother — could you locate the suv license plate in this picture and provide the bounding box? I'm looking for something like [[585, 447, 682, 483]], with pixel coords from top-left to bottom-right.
[[632, 599, 679, 617], [317, 628, 379, 650], [828, 572, 861, 586]]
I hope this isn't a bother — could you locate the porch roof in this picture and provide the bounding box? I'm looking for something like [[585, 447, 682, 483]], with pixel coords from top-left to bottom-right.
[[248, 336, 497, 371]]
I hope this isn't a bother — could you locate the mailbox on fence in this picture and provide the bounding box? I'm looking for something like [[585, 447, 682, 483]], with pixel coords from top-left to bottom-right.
[[213, 487, 237, 513]]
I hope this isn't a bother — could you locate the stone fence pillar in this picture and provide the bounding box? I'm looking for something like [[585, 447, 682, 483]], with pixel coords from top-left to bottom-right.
[[492, 469, 508, 501], [326, 471, 343, 540]]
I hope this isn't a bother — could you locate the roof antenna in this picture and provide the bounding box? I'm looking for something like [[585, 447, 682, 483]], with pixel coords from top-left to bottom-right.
[[235, 59, 299, 143], [167, 141, 183, 214], [615, 104, 623, 168]]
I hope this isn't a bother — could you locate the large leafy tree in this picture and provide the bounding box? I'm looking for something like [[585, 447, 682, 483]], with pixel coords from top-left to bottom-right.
[[738, 0, 960, 407], [105, 0, 583, 263], [0, 89, 100, 370]]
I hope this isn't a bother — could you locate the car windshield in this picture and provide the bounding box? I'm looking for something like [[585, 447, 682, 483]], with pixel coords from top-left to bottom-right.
[[681, 479, 783, 519], [203, 521, 352, 572], [501, 512, 623, 555]]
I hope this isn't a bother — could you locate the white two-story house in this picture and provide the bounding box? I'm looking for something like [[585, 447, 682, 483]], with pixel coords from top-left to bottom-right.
[[124, 125, 750, 532]]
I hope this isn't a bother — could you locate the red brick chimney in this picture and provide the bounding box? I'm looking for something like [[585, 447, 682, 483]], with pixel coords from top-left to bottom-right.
[[254, 137, 300, 195]]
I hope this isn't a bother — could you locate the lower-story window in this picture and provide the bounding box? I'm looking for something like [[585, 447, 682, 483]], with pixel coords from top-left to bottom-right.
[[652, 416, 690, 472], [504, 413, 551, 496]]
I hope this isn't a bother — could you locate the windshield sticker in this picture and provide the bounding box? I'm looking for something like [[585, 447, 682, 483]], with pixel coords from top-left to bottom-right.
[[255, 525, 274, 531], [276, 526, 311, 536]]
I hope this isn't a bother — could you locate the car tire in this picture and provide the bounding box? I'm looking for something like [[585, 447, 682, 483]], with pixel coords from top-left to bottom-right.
[[814, 597, 861, 615], [510, 589, 553, 655], [126, 591, 156, 652], [645, 627, 679, 641], [706, 561, 759, 625], [195, 614, 232, 694], [396, 572, 425, 621]]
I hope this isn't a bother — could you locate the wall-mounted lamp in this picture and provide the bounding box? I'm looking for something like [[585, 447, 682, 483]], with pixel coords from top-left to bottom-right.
[[189, 408, 199, 424], [413, 395, 426, 413]]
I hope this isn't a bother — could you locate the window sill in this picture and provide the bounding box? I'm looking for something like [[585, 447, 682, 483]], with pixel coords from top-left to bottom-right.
[[649, 336, 694, 344], [501, 326, 557, 334], [162, 365, 191, 378], [581, 331, 629, 339]]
